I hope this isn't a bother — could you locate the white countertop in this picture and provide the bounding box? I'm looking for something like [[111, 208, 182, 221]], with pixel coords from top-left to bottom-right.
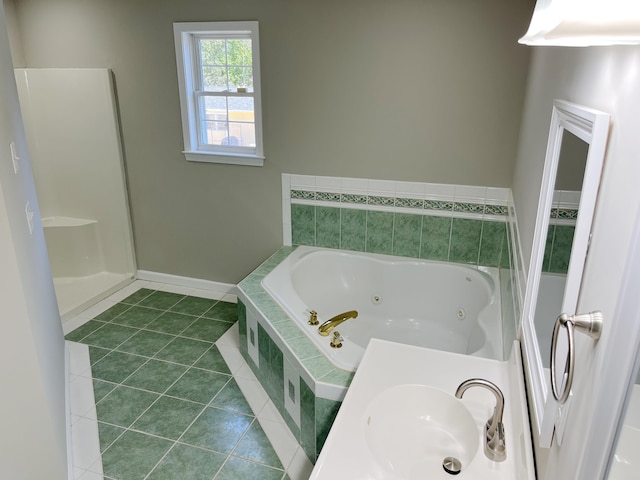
[[310, 339, 535, 480]]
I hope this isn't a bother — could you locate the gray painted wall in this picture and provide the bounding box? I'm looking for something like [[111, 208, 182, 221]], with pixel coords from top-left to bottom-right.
[[9, 0, 531, 283], [512, 45, 640, 479]]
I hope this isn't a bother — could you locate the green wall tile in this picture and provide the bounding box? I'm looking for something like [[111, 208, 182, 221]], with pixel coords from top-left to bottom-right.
[[340, 208, 366, 252], [449, 218, 482, 264], [257, 324, 273, 398], [542, 226, 555, 272], [315, 206, 340, 249], [269, 342, 285, 412], [300, 378, 316, 463], [291, 204, 316, 246], [392, 213, 422, 258], [315, 398, 341, 457], [366, 211, 394, 255], [549, 225, 575, 273], [420, 215, 452, 261], [283, 408, 301, 441], [478, 221, 506, 267], [238, 301, 247, 358], [500, 226, 512, 269]]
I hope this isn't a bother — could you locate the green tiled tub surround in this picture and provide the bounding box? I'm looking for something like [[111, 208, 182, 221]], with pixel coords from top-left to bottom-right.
[[291, 203, 508, 267], [237, 244, 504, 462], [238, 297, 343, 463], [284, 175, 510, 265], [65, 290, 288, 480], [237, 246, 352, 462]]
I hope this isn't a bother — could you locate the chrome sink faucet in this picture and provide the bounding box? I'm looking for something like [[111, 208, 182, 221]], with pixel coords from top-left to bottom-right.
[[318, 310, 358, 336], [455, 378, 506, 462]]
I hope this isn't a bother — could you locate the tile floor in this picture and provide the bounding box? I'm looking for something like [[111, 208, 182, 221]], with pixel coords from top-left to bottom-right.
[[65, 282, 312, 480]]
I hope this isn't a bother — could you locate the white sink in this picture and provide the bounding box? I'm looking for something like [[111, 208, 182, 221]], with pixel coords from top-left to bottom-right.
[[310, 339, 536, 480], [364, 385, 479, 478]]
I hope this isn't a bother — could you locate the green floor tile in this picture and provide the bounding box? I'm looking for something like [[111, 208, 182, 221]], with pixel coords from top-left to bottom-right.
[[193, 345, 232, 374], [145, 311, 198, 335], [166, 368, 231, 404], [214, 456, 284, 480], [88, 345, 111, 365], [233, 421, 283, 468], [81, 323, 138, 350], [171, 296, 217, 316], [123, 359, 188, 393], [65, 320, 106, 342], [210, 379, 253, 415], [96, 386, 159, 428], [116, 330, 175, 357], [112, 306, 164, 328], [180, 318, 232, 342], [181, 407, 252, 454], [102, 430, 173, 480], [91, 351, 148, 383], [203, 301, 238, 322], [121, 288, 155, 305], [132, 396, 204, 440], [93, 379, 117, 403], [98, 421, 125, 452], [138, 291, 186, 310], [94, 303, 131, 322], [153, 337, 212, 366], [147, 443, 226, 480]]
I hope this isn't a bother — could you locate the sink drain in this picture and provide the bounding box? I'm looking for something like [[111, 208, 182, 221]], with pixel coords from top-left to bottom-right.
[[442, 457, 462, 475]]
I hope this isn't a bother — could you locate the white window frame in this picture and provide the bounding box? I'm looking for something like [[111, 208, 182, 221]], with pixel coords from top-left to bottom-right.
[[173, 21, 264, 166]]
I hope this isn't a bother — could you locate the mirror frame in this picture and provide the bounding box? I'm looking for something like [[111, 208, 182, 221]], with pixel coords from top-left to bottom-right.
[[521, 100, 610, 447]]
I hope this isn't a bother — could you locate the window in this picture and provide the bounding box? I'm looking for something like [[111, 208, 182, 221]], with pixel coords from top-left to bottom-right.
[[174, 21, 264, 166]]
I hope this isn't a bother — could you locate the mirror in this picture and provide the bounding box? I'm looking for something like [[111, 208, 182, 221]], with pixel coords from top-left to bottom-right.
[[534, 131, 588, 367], [521, 100, 610, 447]]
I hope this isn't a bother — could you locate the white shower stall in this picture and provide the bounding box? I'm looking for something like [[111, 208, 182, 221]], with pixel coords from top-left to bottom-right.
[[15, 68, 136, 321]]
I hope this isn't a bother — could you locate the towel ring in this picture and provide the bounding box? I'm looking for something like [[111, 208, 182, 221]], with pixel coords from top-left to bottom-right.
[[550, 311, 603, 404]]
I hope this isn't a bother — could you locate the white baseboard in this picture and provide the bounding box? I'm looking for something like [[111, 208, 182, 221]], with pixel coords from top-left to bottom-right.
[[136, 270, 238, 296], [64, 343, 73, 480]]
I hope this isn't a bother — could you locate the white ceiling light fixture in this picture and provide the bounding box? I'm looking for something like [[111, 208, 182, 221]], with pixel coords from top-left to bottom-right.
[[519, 0, 640, 46]]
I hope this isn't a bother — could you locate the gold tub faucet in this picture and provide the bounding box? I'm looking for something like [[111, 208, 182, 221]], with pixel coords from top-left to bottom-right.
[[318, 310, 358, 336]]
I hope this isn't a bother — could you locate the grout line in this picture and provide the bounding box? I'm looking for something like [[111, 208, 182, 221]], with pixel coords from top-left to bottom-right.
[[74, 285, 291, 480]]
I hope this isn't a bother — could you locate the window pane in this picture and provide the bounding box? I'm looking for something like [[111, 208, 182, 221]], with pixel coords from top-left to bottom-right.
[[202, 96, 227, 121], [228, 97, 254, 123], [228, 67, 253, 90], [199, 39, 226, 66], [226, 39, 252, 66], [202, 121, 229, 145], [228, 122, 256, 147], [202, 66, 227, 91], [199, 97, 228, 145]]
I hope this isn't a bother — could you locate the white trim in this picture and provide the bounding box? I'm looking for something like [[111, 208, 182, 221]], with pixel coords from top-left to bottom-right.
[[288, 174, 511, 205], [173, 21, 264, 165], [282, 174, 292, 246], [184, 151, 264, 166], [136, 269, 238, 295], [520, 100, 610, 447], [64, 343, 73, 480]]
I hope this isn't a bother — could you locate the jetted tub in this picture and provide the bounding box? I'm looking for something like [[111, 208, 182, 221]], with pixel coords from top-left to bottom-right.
[[261, 246, 502, 371]]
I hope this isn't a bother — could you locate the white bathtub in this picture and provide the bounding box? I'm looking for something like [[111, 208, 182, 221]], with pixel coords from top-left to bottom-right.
[[261, 246, 502, 371]]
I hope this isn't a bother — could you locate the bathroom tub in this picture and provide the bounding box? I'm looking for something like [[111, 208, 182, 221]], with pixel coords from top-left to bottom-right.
[[261, 246, 502, 371]]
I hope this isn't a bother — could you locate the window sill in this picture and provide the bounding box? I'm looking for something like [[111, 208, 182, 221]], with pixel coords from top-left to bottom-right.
[[183, 151, 265, 167]]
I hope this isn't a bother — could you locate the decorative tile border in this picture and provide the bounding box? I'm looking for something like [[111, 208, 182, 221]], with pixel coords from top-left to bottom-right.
[[285, 174, 510, 221], [289, 189, 507, 218]]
